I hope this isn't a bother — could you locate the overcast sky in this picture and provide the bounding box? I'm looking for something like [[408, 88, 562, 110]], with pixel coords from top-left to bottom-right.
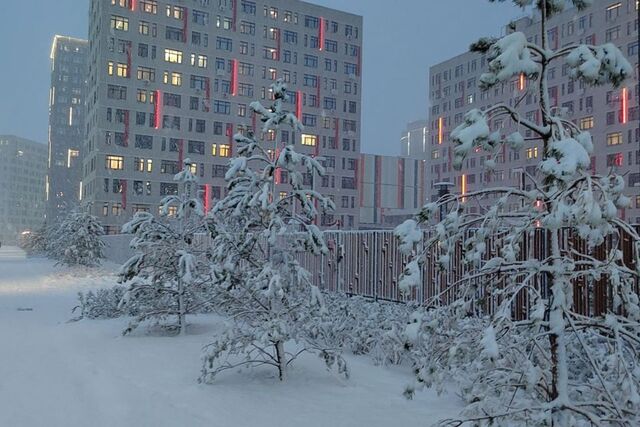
[[0, 0, 524, 155]]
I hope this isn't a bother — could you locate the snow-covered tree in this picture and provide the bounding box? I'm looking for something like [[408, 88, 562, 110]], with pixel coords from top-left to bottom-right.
[[200, 80, 346, 382], [49, 210, 105, 267], [19, 224, 51, 255], [397, 1, 639, 425], [118, 160, 210, 335]]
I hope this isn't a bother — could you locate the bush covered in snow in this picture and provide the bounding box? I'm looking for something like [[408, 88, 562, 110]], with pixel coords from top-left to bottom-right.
[[397, 1, 639, 425], [72, 286, 132, 320], [49, 210, 105, 267]]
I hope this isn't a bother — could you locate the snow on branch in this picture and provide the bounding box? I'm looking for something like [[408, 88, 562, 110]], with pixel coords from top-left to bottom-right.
[[479, 32, 539, 89], [566, 43, 633, 88]]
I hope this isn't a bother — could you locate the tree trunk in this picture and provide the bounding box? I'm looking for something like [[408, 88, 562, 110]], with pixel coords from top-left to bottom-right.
[[178, 279, 186, 336], [275, 340, 286, 381]]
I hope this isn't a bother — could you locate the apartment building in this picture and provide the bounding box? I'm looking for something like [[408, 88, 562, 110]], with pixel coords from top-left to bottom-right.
[[358, 153, 427, 228], [400, 119, 429, 159], [83, 0, 363, 233], [47, 35, 88, 223], [0, 136, 47, 243], [428, 0, 640, 223]]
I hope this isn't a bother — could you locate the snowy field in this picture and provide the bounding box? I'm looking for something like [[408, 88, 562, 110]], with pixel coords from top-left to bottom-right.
[[0, 246, 459, 427]]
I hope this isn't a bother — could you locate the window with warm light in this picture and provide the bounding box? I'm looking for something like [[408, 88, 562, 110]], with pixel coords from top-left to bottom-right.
[[67, 149, 79, 168], [301, 134, 317, 146], [164, 49, 183, 64], [211, 143, 218, 156], [607, 132, 622, 145], [106, 155, 124, 170], [110, 15, 129, 31], [579, 116, 594, 130], [219, 144, 231, 157], [146, 159, 153, 172], [526, 147, 538, 159]]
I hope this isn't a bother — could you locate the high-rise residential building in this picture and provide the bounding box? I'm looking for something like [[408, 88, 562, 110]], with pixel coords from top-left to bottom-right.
[[84, 0, 363, 233], [0, 136, 48, 243], [400, 119, 429, 159], [47, 35, 89, 223], [358, 153, 427, 228], [427, 1, 640, 222]]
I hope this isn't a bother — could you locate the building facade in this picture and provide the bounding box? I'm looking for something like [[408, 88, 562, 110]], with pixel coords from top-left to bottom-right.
[[84, 0, 362, 233], [47, 36, 89, 223], [400, 119, 429, 159], [358, 153, 427, 228], [428, 1, 640, 222], [0, 136, 48, 243]]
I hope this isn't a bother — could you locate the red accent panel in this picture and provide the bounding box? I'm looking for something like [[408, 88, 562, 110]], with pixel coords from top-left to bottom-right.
[[226, 123, 234, 156], [316, 76, 321, 108], [126, 42, 132, 77], [121, 180, 127, 210], [620, 87, 628, 124], [375, 156, 381, 209], [275, 29, 281, 61], [232, 0, 237, 31], [130, 0, 136, 11], [356, 46, 361, 77], [591, 156, 596, 174], [182, 8, 188, 43], [252, 111, 257, 132], [295, 91, 302, 120], [231, 59, 238, 96], [154, 90, 162, 129], [314, 134, 320, 157], [204, 77, 210, 112], [123, 110, 130, 146], [178, 139, 184, 165], [334, 117, 339, 145], [204, 184, 211, 213], [319, 17, 325, 51], [359, 156, 365, 207]]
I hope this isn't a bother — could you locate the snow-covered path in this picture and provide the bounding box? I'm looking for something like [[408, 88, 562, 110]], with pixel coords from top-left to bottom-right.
[[0, 247, 459, 427]]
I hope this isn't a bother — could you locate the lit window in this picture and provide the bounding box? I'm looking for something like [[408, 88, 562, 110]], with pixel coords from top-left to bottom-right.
[[110, 15, 129, 31], [279, 191, 287, 200], [188, 163, 197, 174], [191, 53, 208, 68], [146, 159, 153, 172], [579, 116, 594, 130], [431, 149, 440, 159], [106, 155, 124, 170], [164, 48, 183, 64], [606, 132, 622, 145], [162, 71, 182, 86], [116, 63, 128, 77], [67, 149, 79, 168], [107, 61, 114, 75], [301, 134, 317, 146], [526, 147, 538, 159], [211, 143, 217, 156], [219, 144, 231, 157]]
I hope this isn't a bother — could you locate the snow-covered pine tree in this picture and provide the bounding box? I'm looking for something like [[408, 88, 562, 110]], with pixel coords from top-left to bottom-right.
[[200, 79, 347, 382], [396, 1, 640, 425], [118, 159, 209, 335], [49, 209, 105, 267]]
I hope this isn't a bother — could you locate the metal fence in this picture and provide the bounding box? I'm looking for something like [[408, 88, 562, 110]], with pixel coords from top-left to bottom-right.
[[297, 226, 640, 318]]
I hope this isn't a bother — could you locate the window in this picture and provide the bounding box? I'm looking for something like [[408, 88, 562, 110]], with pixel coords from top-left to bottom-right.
[[107, 84, 127, 100], [166, 5, 184, 19], [341, 177, 356, 189], [135, 135, 153, 149], [160, 183, 178, 195], [241, 0, 256, 15], [219, 144, 231, 157], [607, 153, 623, 167], [191, 53, 208, 68], [212, 165, 228, 177], [164, 49, 183, 63], [192, 9, 209, 25], [344, 63, 357, 76], [165, 26, 184, 42], [106, 155, 124, 170], [240, 21, 255, 35], [188, 140, 205, 154], [579, 116, 594, 130], [304, 55, 318, 68], [284, 30, 297, 44], [526, 146, 539, 159], [216, 37, 233, 51], [302, 114, 316, 127], [136, 89, 147, 103], [163, 71, 182, 86], [213, 100, 231, 114], [325, 40, 337, 53], [140, 0, 157, 14], [607, 132, 622, 145], [110, 15, 129, 31], [301, 134, 317, 146], [163, 92, 181, 108], [606, 26, 620, 42], [605, 2, 622, 21], [136, 66, 155, 81], [304, 15, 319, 29]]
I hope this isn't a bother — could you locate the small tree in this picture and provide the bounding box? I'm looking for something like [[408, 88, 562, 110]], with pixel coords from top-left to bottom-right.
[[118, 160, 210, 335], [50, 210, 105, 267], [201, 80, 347, 382], [397, 1, 639, 425]]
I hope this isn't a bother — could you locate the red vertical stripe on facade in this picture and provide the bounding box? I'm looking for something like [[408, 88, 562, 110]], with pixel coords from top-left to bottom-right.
[[397, 158, 404, 209], [375, 156, 381, 209], [295, 91, 302, 120], [121, 180, 127, 210], [154, 90, 162, 129], [318, 17, 325, 51], [178, 139, 184, 165], [204, 184, 211, 213], [182, 8, 188, 43], [356, 46, 361, 77], [123, 110, 129, 146], [204, 77, 210, 112], [316, 76, 321, 107], [276, 29, 281, 61], [130, 0, 136, 11], [620, 87, 628, 124], [359, 156, 365, 207], [231, 59, 238, 96], [232, 0, 237, 31], [126, 42, 132, 77], [334, 118, 339, 144], [252, 111, 257, 132]]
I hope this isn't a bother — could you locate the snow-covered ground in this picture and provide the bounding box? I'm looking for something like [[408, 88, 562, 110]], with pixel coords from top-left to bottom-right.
[[0, 246, 460, 427]]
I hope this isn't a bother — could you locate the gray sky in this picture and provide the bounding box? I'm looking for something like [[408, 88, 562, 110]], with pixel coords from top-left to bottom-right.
[[0, 0, 523, 155]]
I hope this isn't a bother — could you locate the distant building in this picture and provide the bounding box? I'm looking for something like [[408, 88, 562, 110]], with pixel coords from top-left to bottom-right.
[[47, 35, 89, 223], [400, 119, 429, 159], [428, 1, 639, 222], [358, 153, 427, 228], [0, 136, 47, 243], [83, 0, 363, 233]]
